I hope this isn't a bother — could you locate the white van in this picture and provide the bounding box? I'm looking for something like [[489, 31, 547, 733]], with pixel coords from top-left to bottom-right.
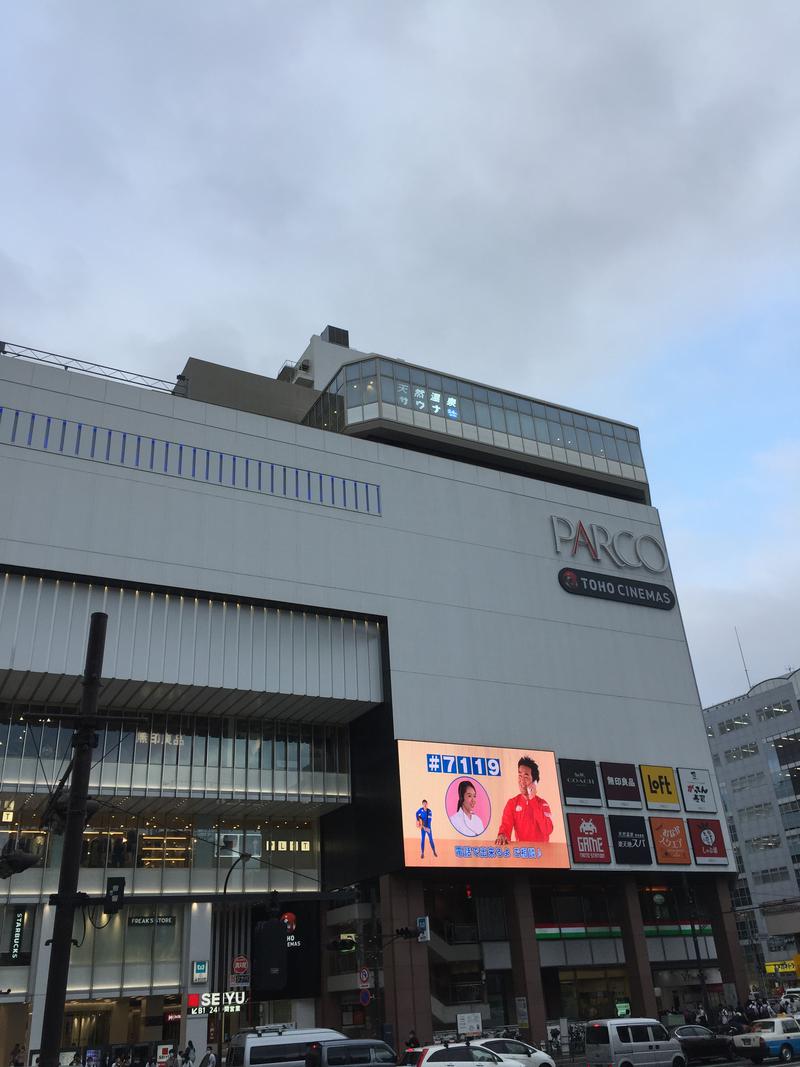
[[228, 1027, 347, 1067], [585, 1018, 685, 1067]]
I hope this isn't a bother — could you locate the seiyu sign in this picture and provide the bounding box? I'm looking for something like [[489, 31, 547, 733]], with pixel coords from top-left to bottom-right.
[[551, 516, 668, 574], [187, 991, 247, 1015]]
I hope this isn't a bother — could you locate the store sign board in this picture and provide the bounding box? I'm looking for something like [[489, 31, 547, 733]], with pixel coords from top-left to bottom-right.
[[640, 765, 681, 811], [567, 813, 611, 864], [609, 815, 652, 865], [192, 960, 209, 984], [551, 515, 669, 573], [557, 568, 675, 610], [559, 759, 602, 806], [688, 818, 728, 865], [601, 762, 642, 808], [128, 915, 175, 927], [10, 909, 24, 960], [397, 740, 569, 869], [187, 991, 247, 1016], [650, 817, 691, 865], [678, 768, 717, 813]]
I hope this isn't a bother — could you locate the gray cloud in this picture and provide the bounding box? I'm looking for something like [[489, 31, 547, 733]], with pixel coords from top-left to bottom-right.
[[2, 0, 800, 702]]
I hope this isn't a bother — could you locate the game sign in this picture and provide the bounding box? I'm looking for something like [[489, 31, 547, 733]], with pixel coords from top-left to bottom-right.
[[397, 740, 569, 869]]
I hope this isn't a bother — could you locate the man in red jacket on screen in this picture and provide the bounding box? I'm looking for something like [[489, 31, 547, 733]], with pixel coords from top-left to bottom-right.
[[495, 756, 553, 844]]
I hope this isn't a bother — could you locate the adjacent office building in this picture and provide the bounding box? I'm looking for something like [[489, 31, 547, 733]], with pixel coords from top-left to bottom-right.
[[0, 328, 747, 1064], [704, 668, 800, 988]]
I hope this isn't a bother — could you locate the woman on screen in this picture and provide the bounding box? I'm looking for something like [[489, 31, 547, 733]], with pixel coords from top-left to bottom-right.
[[450, 779, 485, 836]]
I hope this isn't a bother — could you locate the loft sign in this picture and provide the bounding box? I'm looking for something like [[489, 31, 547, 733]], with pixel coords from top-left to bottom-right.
[[551, 515, 668, 574]]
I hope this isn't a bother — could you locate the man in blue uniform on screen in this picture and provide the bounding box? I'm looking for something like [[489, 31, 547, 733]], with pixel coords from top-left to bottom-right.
[[416, 799, 438, 859]]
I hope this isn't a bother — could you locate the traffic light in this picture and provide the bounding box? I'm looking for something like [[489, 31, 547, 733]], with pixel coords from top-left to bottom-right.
[[465, 883, 472, 901], [252, 918, 288, 993], [326, 933, 358, 953], [41, 791, 100, 834], [104, 876, 125, 915], [0, 848, 41, 879]]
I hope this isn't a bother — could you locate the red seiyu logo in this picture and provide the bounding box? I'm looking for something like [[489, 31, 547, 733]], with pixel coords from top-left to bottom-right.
[[187, 993, 200, 1008]]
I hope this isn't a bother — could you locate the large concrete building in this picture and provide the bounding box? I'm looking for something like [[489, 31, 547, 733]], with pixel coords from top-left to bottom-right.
[[0, 328, 746, 1064], [704, 668, 800, 989]]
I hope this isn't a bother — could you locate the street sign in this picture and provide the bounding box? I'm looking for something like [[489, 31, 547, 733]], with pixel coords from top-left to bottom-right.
[[359, 967, 370, 986], [416, 915, 430, 943], [229, 974, 251, 988], [457, 1012, 482, 1037], [232, 954, 249, 976], [359, 989, 371, 1007]]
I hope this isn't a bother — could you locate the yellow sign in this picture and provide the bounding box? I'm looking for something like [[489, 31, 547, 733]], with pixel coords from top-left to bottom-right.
[[766, 960, 796, 975], [640, 765, 681, 811]]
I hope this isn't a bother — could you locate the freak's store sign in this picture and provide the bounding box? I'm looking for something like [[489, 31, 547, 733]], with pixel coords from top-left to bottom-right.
[[187, 991, 247, 1016], [678, 768, 717, 813], [567, 813, 611, 864], [609, 815, 652, 865], [650, 817, 691, 865], [559, 759, 602, 806], [688, 818, 728, 865], [551, 515, 669, 574], [558, 568, 675, 611], [600, 762, 642, 808]]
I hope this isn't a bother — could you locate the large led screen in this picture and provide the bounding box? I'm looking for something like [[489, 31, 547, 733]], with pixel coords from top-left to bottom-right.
[[398, 740, 569, 869]]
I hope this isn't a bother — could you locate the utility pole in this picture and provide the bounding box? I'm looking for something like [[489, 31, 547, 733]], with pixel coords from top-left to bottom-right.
[[39, 612, 107, 1067]]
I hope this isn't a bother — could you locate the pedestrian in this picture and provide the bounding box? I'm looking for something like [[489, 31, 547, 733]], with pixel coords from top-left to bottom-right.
[[198, 1049, 216, 1067], [405, 1032, 419, 1050], [185, 1044, 196, 1066], [9, 1046, 21, 1067]]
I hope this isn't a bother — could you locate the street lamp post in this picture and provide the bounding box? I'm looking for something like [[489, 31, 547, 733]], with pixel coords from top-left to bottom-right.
[[216, 845, 252, 1067]]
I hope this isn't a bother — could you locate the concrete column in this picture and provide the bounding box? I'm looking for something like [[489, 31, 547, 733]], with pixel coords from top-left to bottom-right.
[[379, 874, 431, 1047], [705, 875, 749, 1006], [505, 876, 547, 1043], [618, 876, 657, 1017], [141, 997, 165, 1043], [0, 1003, 29, 1067], [180, 902, 212, 1053], [109, 1001, 132, 1044], [27, 904, 55, 1054]]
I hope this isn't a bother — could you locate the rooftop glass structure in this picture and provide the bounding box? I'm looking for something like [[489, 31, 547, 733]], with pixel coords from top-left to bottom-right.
[[302, 355, 649, 503]]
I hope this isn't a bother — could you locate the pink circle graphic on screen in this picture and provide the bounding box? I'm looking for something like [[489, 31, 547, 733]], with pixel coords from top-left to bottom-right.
[[445, 777, 492, 837]]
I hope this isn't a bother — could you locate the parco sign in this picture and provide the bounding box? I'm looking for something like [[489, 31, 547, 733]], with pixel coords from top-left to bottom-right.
[[551, 515, 668, 574]]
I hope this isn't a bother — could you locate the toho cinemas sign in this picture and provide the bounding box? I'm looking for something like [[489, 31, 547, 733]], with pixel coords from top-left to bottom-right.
[[551, 515, 668, 574]]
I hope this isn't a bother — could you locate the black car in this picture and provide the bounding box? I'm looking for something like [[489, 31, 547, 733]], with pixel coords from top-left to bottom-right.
[[670, 1026, 734, 1063]]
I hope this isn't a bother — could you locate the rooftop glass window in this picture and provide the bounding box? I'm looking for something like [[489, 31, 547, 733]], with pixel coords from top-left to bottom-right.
[[303, 356, 647, 489]]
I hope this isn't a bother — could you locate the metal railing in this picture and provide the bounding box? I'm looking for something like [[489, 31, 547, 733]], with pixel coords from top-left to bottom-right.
[[0, 340, 179, 393]]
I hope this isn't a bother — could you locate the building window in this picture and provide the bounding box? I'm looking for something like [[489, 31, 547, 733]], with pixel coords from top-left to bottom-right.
[[752, 866, 790, 886], [757, 701, 794, 722], [718, 713, 752, 735], [731, 771, 766, 793], [730, 880, 753, 907], [724, 742, 759, 763], [744, 834, 782, 851], [738, 802, 775, 819]]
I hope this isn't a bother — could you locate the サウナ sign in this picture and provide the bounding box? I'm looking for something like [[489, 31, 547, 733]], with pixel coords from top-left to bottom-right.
[[609, 815, 652, 865]]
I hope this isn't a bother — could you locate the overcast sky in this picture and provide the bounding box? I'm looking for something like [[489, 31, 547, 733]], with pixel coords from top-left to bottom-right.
[[3, 2, 799, 707]]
